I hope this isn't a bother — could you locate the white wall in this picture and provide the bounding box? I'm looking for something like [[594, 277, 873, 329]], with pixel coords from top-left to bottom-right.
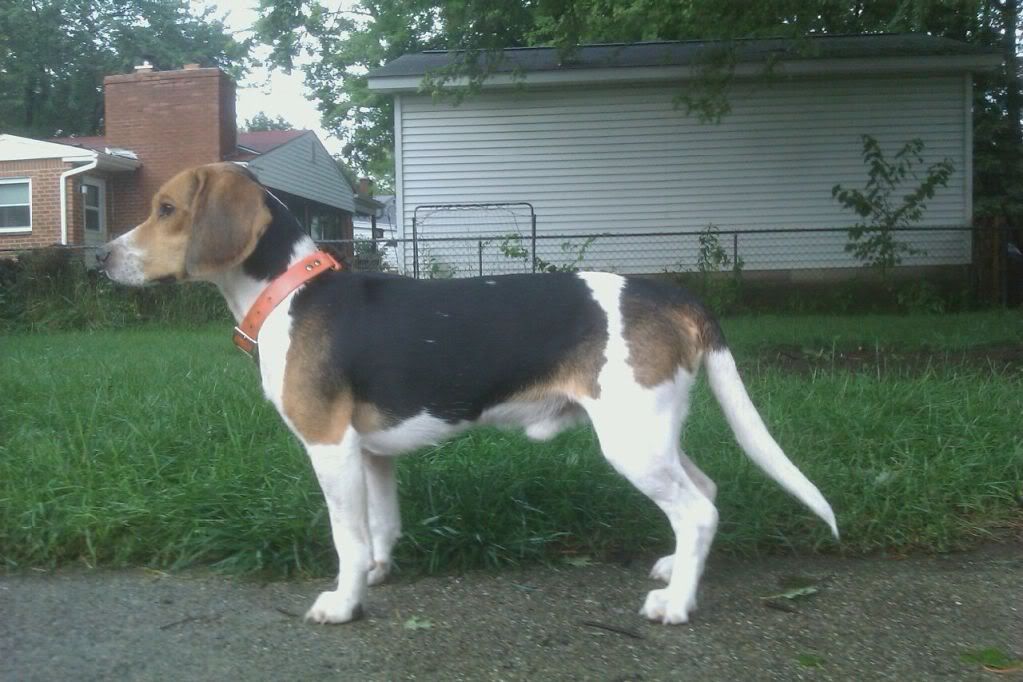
[[396, 73, 971, 275]]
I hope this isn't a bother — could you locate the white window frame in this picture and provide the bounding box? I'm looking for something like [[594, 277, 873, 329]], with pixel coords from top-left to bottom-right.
[[82, 178, 104, 233], [0, 177, 32, 233]]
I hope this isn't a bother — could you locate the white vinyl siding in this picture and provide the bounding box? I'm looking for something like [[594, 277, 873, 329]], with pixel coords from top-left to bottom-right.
[[247, 133, 355, 213], [0, 178, 31, 232], [398, 74, 970, 274]]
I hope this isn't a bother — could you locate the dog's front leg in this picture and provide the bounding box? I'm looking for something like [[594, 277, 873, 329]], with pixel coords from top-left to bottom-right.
[[304, 427, 371, 624]]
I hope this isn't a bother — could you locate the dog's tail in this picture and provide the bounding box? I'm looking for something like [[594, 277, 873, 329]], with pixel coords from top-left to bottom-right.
[[703, 347, 839, 538]]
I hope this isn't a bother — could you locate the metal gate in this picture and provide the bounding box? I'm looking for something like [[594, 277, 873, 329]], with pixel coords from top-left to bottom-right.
[[410, 202, 536, 278]]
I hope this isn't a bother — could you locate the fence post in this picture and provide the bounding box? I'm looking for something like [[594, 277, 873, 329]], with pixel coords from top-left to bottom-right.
[[412, 214, 419, 279], [531, 210, 537, 274], [733, 232, 739, 284], [478, 239, 483, 277]]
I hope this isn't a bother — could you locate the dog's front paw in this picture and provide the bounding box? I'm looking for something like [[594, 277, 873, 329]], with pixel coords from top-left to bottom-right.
[[305, 590, 364, 624], [640, 588, 691, 625], [367, 560, 391, 586]]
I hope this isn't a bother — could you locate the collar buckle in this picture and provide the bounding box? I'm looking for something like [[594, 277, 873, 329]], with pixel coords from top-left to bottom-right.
[[233, 326, 258, 358]]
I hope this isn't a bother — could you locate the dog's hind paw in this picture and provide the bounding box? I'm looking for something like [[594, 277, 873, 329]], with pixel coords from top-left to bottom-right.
[[305, 591, 364, 624], [367, 560, 391, 586], [640, 588, 691, 625]]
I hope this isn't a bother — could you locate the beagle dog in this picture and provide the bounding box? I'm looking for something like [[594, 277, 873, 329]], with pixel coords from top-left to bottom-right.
[[99, 162, 837, 626]]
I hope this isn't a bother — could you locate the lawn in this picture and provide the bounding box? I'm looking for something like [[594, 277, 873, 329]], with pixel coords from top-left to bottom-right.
[[1, 310, 1020, 577]]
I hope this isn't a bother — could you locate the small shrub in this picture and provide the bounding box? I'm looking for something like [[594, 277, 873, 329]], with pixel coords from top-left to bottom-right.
[[353, 239, 393, 272], [832, 135, 955, 280], [498, 233, 596, 273], [667, 224, 744, 314], [417, 242, 458, 279], [0, 247, 228, 332], [896, 280, 948, 314]]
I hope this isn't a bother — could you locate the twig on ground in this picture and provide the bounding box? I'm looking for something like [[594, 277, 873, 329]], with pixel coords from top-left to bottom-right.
[[579, 620, 644, 639], [159, 613, 221, 630]]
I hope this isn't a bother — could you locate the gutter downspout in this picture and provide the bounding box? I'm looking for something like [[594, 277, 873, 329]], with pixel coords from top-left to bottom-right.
[[59, 158, 98, 245]]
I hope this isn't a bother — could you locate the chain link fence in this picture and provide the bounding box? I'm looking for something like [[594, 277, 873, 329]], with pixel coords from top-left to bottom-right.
[[2, 224, 1018, 311], [359, 226, 974, 277], [319, 223, 1020, 310]]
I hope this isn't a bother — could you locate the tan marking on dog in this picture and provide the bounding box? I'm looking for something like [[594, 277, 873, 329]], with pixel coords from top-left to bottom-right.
[[123, 163, 271, 282], [282, 311, 354, 445], [352, 402, 389, 434], [184, 164, 272, 277], [126, 170, 199, 281], [511, 333, 606, 402], [623, 299, 711, 387]]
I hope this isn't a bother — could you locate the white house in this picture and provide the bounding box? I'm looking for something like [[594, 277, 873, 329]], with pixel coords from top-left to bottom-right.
[[367, 34, 1000, 277]]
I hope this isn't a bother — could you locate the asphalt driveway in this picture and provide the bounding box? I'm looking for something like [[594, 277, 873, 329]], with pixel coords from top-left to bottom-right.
[[2, 543, 1020, 681]]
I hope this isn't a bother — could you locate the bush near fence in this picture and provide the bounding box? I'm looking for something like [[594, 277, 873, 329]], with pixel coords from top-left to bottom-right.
[[0, 247, 228, 332]]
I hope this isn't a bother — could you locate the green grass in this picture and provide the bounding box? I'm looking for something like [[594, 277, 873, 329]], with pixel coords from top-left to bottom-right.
[[720, 310, 1023, 352], [1, 311, 1020, 578]]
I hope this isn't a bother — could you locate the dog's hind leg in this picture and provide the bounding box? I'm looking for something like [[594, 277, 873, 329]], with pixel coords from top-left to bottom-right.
[[650, 452, 716, 585], [304, 426, 372, 624], [364, 452, 400, 586], [680, 453, 717, 502], [582, 373, 718, 625]]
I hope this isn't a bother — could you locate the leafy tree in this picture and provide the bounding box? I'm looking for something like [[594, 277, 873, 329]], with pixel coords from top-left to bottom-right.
[[253, 0, 1022, 224], [253, 0, 542, 186], [243, 112, 294, 131], [0, 0, 249, 138], [832, 135, 955, 279]]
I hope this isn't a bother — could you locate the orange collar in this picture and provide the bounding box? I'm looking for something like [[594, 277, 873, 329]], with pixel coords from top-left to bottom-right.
[[232, 251, 341, 357]]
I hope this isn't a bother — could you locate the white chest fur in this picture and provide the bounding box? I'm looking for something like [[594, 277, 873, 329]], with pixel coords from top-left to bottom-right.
[[257, 292, 298, 417]]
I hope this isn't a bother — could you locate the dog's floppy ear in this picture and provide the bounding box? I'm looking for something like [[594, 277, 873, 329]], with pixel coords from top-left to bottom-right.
[[185, 165, 272, 277]]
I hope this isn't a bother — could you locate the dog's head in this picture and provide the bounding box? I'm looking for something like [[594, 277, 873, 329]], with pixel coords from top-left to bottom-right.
[[98, 162, 272, 285]]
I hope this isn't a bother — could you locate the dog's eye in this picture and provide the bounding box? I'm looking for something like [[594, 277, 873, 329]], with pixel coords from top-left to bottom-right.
[[159, 203, 175, 218]]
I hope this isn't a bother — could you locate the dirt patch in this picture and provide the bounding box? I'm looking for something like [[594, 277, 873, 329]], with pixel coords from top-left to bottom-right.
[[2, 544, 1021, 681], [751, 343, 1023, 375]]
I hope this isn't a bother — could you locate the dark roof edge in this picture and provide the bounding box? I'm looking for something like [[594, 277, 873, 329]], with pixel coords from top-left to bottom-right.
[[369, 33, 1001, 81]]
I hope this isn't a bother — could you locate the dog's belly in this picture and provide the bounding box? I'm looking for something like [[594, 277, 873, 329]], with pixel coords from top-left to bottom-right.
[[360, 397, 586, 456]]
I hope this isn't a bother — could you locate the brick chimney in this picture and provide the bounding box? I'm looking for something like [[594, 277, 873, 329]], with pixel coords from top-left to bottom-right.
[[357, 177, 373, 197], [103, 65, 238, 230]]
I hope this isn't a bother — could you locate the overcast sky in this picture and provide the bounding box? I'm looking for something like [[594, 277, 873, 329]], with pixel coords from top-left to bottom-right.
[[201, 0, 347, 154]]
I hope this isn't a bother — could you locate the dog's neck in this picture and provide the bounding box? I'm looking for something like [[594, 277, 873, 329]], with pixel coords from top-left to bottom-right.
[[209, 191, 319, 323]]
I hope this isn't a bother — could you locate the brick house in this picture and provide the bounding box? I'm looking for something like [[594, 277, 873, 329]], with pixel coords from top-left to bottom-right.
[[0, 64, 355, 257]]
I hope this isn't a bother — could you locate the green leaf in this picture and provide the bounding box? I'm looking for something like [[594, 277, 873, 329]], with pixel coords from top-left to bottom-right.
[[960, 647, 1023, 672], [797, 653, 825, 668], [763, 585, 819, 601], [404, 615, 434, 631]]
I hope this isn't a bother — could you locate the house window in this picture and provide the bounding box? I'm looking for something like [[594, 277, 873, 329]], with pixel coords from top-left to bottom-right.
[[0, 178, 31, 232], [83, 183, 101, 231], [310, 209, 343, 241]]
